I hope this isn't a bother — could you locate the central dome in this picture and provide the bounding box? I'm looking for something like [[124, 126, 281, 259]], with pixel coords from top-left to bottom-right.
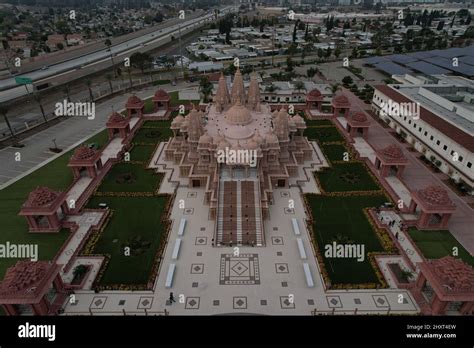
[[224, 125, 254, 140], [226, 101, 252, 125]]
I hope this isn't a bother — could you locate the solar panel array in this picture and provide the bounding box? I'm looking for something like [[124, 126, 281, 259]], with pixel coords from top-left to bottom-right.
[[364, 45, 474, 77]]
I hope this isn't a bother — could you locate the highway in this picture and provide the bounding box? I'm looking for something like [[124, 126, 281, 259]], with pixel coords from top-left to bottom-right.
[[0, 6, 235, 103]]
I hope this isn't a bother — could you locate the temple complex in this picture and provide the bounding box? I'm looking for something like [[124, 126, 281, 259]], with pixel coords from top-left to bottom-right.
[[164, 69, 313, 246]]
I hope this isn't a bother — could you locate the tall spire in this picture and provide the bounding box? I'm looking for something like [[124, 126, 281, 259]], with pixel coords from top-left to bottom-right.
[[230, 68, 246, 105], [215, 72, 230, 112], [188, 106, 203, 141], [247, 71, 261, 111]]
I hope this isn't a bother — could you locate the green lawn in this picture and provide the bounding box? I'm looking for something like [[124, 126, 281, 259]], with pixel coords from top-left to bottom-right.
[[0, 130, 108, 279], [408, 228, 474, 267], [321, 144, 349, 163], [85, 194, 169, 285], [132, 127, 172, 144], [141, 120, 172, 129], [304, 126, 344, 143], [306, 194, 388, 284], [143, 98, 154, 114], [305, 119, 334, 127], [130, 145, 155, 162], [96, 163, 159, 193], [316, 162, 381, 193]]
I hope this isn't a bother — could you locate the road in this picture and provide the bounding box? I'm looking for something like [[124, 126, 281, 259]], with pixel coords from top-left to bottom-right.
[[0, 6, 236, 103], [0, 81, 198, 187]]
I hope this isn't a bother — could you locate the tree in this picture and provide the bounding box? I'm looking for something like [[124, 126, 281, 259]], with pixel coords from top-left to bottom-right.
[[342, 76, 353, 86], [131, 52, 152, 73], [105, 38, 116, 77], [307, 67, 318, 78], [334, 47, 341, 59], [86, 79, 94, 102], [62, 84, 71, 102], [199, 77, 213, 103], [292, 20, 298, 43], [105, 73, 113, 94], [317, 48, 324, 60], [265, 84, 279, 93], [0, 105, 14, 138], [325, 47, 332, 59], [331, 83, 341, 94], [293, 80, 305, 94], [33, 93, 47, 123], [286, 57, 294, 72]]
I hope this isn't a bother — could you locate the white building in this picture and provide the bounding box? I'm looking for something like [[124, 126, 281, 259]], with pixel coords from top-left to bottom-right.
[[372, 76, 474, 194]]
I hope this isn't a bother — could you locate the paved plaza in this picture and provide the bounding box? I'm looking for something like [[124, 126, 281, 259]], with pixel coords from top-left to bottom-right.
[[61, 137, 419, 315]]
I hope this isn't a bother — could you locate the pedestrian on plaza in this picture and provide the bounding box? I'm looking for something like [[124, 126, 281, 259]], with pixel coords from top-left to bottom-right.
[[169, 292, 176, 303], [395, 232, 399, 240]]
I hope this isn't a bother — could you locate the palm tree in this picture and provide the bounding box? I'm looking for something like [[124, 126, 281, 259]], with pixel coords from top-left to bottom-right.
[[62, 84, 71, 102], [0, 105, 14, 138], [105, 73, 113, 94], [199, 77, 213, 103], [265, 84, 279, 93], [86, 79, 94, 102], [331, 83, 341, 94], [33, 93, 48, 123], [127, 67, 133, 89], [293, 80, 305, 94], [105, 38, 116, 77]]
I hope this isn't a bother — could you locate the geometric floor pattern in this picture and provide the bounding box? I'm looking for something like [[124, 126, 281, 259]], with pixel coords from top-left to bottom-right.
[[219, 253, 260, 285]]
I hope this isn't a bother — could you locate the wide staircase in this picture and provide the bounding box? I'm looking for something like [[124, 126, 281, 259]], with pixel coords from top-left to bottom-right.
[[216, 170, 263, 246]]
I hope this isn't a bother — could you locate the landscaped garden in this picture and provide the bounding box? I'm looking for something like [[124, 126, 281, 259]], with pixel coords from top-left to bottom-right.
[[95, 162, 160, 193], [321, 143, 349, 163], [408, 228, 474, 267], [131, 126, 172, 144], [316, 162, 381, 193], [304, 117, 394, 288], [306, 194, 388, 285], [83, 124, 171, 288], [304, 125, 345, 143], [0, 130, 109, 279], [85, 193, 169, 286], [129, 144, 155, 163]]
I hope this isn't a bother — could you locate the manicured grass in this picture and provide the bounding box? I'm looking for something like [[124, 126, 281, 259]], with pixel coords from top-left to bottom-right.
[[96, 163, 159, 193], [132, 127, 172, 144], [130, 145, 155, 162], [86, 194, 169, 285], [321, 143, 349, 163], [307, 194, 387, 284], [305, 119, 334, 127], [304, 126, 344, 143], [408, 228, 474, 267], [0, 130, 108, 279], [143, 98, 154, 114], [141, 120, 172, 129], [316, 162, 381, 192]]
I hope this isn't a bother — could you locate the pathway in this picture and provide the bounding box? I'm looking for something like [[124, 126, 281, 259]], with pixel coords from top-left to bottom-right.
[[342, 88, 474, 254]]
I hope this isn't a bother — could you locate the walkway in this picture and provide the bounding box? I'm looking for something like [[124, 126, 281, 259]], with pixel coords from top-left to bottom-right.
[[342, 88, 474, 254]]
